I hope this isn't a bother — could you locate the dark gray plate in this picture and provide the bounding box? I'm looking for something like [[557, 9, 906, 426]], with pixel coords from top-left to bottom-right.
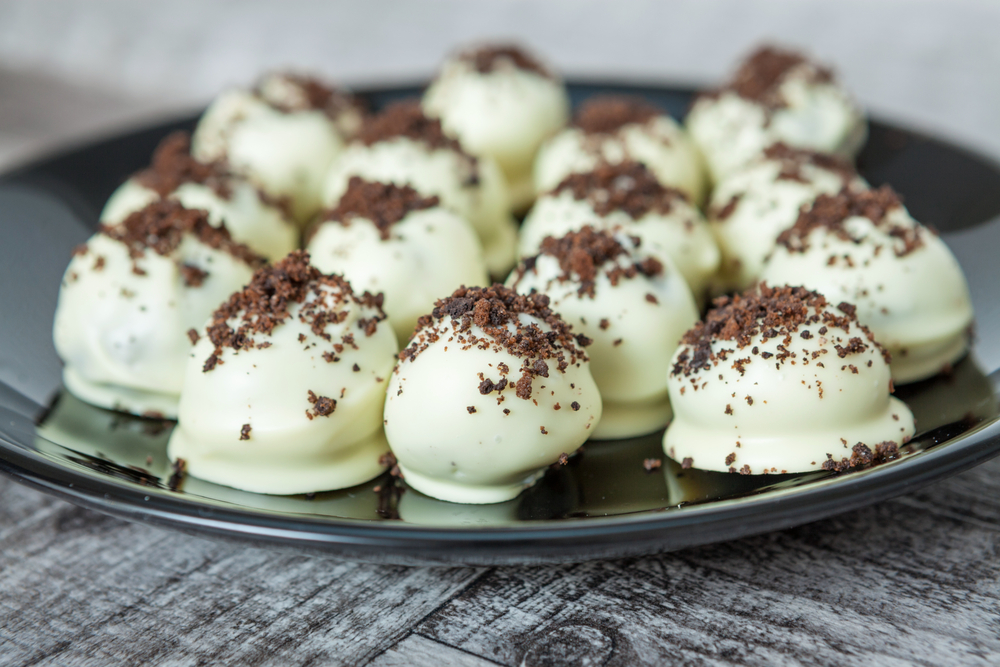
[[2, 82, 1000, 566]]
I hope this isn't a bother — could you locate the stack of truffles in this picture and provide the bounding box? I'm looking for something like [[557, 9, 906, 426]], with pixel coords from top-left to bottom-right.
[[52, 44, 973, 504]]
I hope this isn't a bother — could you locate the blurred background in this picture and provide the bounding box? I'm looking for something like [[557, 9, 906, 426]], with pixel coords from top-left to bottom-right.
[[0, 0, 998, 170]]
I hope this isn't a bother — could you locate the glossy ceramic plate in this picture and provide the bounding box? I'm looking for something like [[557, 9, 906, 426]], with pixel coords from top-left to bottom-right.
[[2, 83, 1000, 566]]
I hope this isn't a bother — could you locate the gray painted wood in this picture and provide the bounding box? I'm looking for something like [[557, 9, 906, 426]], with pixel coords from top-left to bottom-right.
[[1, 457, 998, 666]]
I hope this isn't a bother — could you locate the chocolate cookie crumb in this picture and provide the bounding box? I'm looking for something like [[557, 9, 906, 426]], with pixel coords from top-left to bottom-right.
[[725, 452, 736, 466], [573, 95, 660, 134], [239, 423, 252, 440], [642, 458, 662, 472], [322, 177, 440, 240], [708, 46, 833, 110], [456, 44, 553, 78], [540, 426, 549, 435], [180, 263, 209, 287], [399, 285, 587, 402], [134, 132, 233, 200], [550, 161, 687, 218], [681, 457, 693, 469], [187, 328, 200, 345], [466, 405, 477, 414], [167, 458, 187, 491], [203, 250, 385, 370], [570, 401, 581, 411], [306, 389, 337, 419], [102, 200, 264, 270], [777, 186, 920, 257]]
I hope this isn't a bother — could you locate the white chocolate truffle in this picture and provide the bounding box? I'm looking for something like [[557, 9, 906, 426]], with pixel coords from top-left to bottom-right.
[[664, 284, 915, 474], [307, 177, 489, 344], [534, 96, 708, 205], [509, 227, 698, 438], [192, 73, 364, 223], [384, 285, 602, 504], [423, 44, 570, 211], [168, 251, 398, 495], [760, 186, 974, 384], [323, 101, 518, 277], [101, 132, 298, 262], [520, 161, 719, 300], [708, 143, 864, 292], [687, 46, 866, 182], [53, 201, 264, 417]]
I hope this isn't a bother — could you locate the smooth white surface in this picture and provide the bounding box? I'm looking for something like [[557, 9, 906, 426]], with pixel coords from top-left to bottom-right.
[[307, 206, 489, 345], [168, 278, 398, 495], [53, 232, 256, 417], [384, 317, 602, 504], [102, 178, 299, 262], [664, 301, 915, 473], [509, 233, 698, 439], [708, 153, 865, 293], [423, 54, 569, 209], [534, 116, 708, 205], [519, 189, 719, 300], [760, 206, 975, 384]]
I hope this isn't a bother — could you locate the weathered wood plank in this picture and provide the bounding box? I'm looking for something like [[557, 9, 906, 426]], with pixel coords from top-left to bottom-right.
[[0, 477, 486, 667], [367, 634, 502, 667], [414, 458, 1000, 667], [2, 458, 1000, 667]]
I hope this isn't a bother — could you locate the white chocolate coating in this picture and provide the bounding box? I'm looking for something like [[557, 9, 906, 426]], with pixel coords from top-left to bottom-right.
[[323, 138, 518, 276], [664, 289, 915, 473], [423, 55, 569, 211], [168, 271, 398, 495], [102, 178, 298, 263], [307, 206, 489, 345], [509, 233, 698, 438], [519, 190, 719, 300], [760, 204, 974, 384], [708, 152, 864, 293], [192, 82, 347, 224], [53, 233, 256, 418], [533, 116, 708, 205], [687, 71, 866, 183], [384, 294, 602, 504]]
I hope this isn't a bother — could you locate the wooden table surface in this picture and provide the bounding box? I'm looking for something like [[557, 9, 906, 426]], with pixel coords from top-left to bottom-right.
[[2, 456, 999, 666], [2, 4, 1000, 663]]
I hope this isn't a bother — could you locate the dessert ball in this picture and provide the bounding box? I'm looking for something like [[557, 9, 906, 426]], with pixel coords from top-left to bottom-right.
[[101, 132, 298, 262], [322, 101, 518, 277], [760, 186, 974, 383], [307, 177, 489, 344], [687, 46, 866, 182], [534, 96, 707, 205], [708, 143, 864, 292], [192, 72, 365, 223], [423, 43, 570, 211], [384, 285, 602, 503], [520, 161, 719, 300], [509, 227, 698, 438], [664, 284, 915, 474], [53, 201, 264, 418], [168, 251, 398, 495]]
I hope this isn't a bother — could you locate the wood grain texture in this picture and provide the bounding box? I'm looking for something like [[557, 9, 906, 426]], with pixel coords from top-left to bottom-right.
[[1, 457, 999, 666]]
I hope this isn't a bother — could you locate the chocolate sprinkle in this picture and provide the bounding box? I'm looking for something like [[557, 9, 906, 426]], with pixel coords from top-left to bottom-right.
[[550, 161, 687, 218], [100, 200, 264, 271], [399, 284, 589, 401], [456, 44, 553, 78], [708, 45, 833, 110], [777, 186, 921, 257], [134, 132, 232, 200], [202, 250, 385, 371], [573, 95, 661, 134], [513, 226, 664, 298], [322, 177, 440, 240], [256, 72, 366, 121], [671, 283, 884, 378]]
